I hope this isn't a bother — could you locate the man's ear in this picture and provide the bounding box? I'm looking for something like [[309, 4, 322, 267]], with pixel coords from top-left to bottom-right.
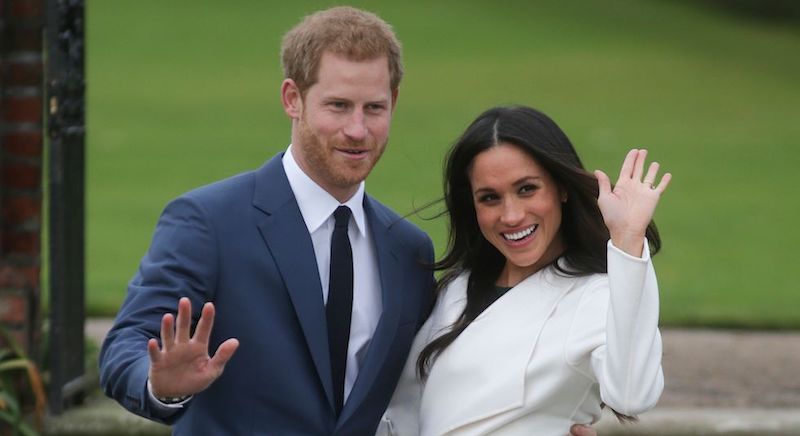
[[281, 79, 303, 119], [390, 87, 399, 113]]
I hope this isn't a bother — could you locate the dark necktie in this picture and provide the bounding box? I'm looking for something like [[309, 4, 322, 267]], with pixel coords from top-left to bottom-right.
[[327, 206, 353, 416]]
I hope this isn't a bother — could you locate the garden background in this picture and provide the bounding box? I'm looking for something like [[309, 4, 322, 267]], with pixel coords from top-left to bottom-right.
[[81, 0, 800, 328]]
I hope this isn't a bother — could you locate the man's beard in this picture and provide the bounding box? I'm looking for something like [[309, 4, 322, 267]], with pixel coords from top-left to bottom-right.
[[295, 116, 386, 194]]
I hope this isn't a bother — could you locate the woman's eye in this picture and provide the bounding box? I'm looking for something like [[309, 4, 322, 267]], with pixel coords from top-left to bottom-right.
[[519, 184, 538, 194], [478, 193, 499, 203]]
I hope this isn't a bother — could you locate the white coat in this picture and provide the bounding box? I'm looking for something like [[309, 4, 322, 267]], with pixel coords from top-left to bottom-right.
[[377, 241, 664, 436]]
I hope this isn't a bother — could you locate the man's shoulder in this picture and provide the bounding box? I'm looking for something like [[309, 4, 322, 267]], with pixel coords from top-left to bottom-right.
[[181, 170, 257, 205], [178, 153, 283, 207], [365, 196, 429, 242]]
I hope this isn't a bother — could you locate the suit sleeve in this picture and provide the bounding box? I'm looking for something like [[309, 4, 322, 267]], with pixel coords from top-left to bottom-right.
[[98, 195, 219, 424], [418, 235, 437, 328], [587, 239, 664, 416]]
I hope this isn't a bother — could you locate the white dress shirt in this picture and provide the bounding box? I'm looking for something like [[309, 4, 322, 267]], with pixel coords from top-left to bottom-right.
[[283, 145, 383, 402]]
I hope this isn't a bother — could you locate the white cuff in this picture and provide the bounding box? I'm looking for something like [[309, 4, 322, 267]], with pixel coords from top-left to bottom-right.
[[608, 237, 651, 262], [147, 379, 192, 410]]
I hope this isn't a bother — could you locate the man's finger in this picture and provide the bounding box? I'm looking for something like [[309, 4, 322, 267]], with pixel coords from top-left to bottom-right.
[[176, 297, 192, 343], [161, 313, 175, 351], [147, 338, 161, 364], [194, 302, 216, 345], [209, 338, 240, 373]]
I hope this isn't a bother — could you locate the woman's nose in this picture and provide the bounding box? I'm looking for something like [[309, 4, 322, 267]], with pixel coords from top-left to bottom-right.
[[500, 199, 525, 226]]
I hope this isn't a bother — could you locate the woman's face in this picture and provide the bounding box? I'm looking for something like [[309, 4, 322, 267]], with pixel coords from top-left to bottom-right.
[[468, 143, 565, 286]]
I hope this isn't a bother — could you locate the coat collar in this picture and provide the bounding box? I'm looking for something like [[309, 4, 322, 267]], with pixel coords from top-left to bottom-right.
[[282, 146, 367, 237], [422, 266, 577, 435], [253, 154, 335, 410]]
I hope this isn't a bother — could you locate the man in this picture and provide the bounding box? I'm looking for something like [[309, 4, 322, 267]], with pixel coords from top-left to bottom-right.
[[100, 7, 433, 434], [99, 6, 598, 436]]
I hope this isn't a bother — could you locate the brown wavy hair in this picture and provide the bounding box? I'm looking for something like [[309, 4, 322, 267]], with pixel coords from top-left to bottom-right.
[[281, 6, 403, 94]]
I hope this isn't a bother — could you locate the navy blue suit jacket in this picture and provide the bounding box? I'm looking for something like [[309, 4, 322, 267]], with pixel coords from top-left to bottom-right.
[[99, 153, 435, 435]]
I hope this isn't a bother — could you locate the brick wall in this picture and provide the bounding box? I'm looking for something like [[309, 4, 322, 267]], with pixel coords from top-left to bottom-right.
[[0, 0, 45, 354]]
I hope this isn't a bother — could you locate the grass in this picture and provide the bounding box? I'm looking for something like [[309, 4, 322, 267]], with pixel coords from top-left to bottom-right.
[[83, 0, 800, 328]]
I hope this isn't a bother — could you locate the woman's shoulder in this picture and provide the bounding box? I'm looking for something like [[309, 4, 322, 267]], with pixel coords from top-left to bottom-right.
[[579, 271, 609, 290], [569, 273, 610, 304], [546, 260, 609, 295], [437, 271, 469, 302], [427, 271, 470, 321]]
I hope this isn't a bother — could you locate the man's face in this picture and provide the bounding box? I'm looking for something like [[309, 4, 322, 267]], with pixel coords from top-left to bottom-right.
[[286, 52, 396, 202]]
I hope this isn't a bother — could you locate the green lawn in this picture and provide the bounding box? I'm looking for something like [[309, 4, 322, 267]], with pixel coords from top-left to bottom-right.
[[84, 0, 800, 328]]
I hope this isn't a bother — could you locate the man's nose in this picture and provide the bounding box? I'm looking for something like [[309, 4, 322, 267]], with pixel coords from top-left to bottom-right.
[[343, 110, 367, 141]]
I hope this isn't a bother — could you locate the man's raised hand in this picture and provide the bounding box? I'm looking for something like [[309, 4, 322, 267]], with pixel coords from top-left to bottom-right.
[[147, 297, 239, 398]]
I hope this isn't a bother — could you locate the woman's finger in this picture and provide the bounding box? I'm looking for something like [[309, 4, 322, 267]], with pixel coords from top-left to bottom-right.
[[594, 170, 611, 198], [617, 149, 638, 181], [632, 149, 648, 181], [643, 161, 660, 187], [654, 172, 672, 193]]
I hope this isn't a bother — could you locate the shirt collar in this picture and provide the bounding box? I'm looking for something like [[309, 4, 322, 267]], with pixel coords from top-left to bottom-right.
[[283, 145, 367, 236]]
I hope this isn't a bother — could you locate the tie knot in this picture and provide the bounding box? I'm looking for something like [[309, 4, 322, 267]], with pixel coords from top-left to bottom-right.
[[333, 206, 351, 229]]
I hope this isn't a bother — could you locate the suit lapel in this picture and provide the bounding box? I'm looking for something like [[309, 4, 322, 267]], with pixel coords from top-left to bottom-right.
[[338, 196, 404, 425], [252, 154, 335, 411]]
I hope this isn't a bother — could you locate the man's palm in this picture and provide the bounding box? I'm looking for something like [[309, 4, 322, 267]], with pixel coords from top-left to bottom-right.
[[147, 298, 239, 398]]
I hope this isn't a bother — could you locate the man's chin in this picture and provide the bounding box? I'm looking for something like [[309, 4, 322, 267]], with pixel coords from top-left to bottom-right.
[[332, 167, 371, 189]]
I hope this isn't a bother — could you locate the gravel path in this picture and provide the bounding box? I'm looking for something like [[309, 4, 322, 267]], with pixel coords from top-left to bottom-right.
[[658, 328, 800, 408]]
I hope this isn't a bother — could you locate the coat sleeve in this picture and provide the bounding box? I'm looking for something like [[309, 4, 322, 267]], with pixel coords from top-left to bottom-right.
[[588, 239, 664, 416], [98, 195, 219, 424]]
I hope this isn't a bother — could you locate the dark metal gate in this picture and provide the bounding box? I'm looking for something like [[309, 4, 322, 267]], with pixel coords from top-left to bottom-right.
[[46, 0, 86, 414]]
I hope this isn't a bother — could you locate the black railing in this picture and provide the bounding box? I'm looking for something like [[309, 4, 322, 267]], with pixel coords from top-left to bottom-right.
[[46, 0, 86, 414]]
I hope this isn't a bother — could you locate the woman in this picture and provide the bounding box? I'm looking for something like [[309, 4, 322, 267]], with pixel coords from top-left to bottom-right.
[[380, 106, 670, 435]]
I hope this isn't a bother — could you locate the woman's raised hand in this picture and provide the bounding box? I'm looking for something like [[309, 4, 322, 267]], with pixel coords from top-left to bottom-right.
[[594, 149, 671, 257]]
